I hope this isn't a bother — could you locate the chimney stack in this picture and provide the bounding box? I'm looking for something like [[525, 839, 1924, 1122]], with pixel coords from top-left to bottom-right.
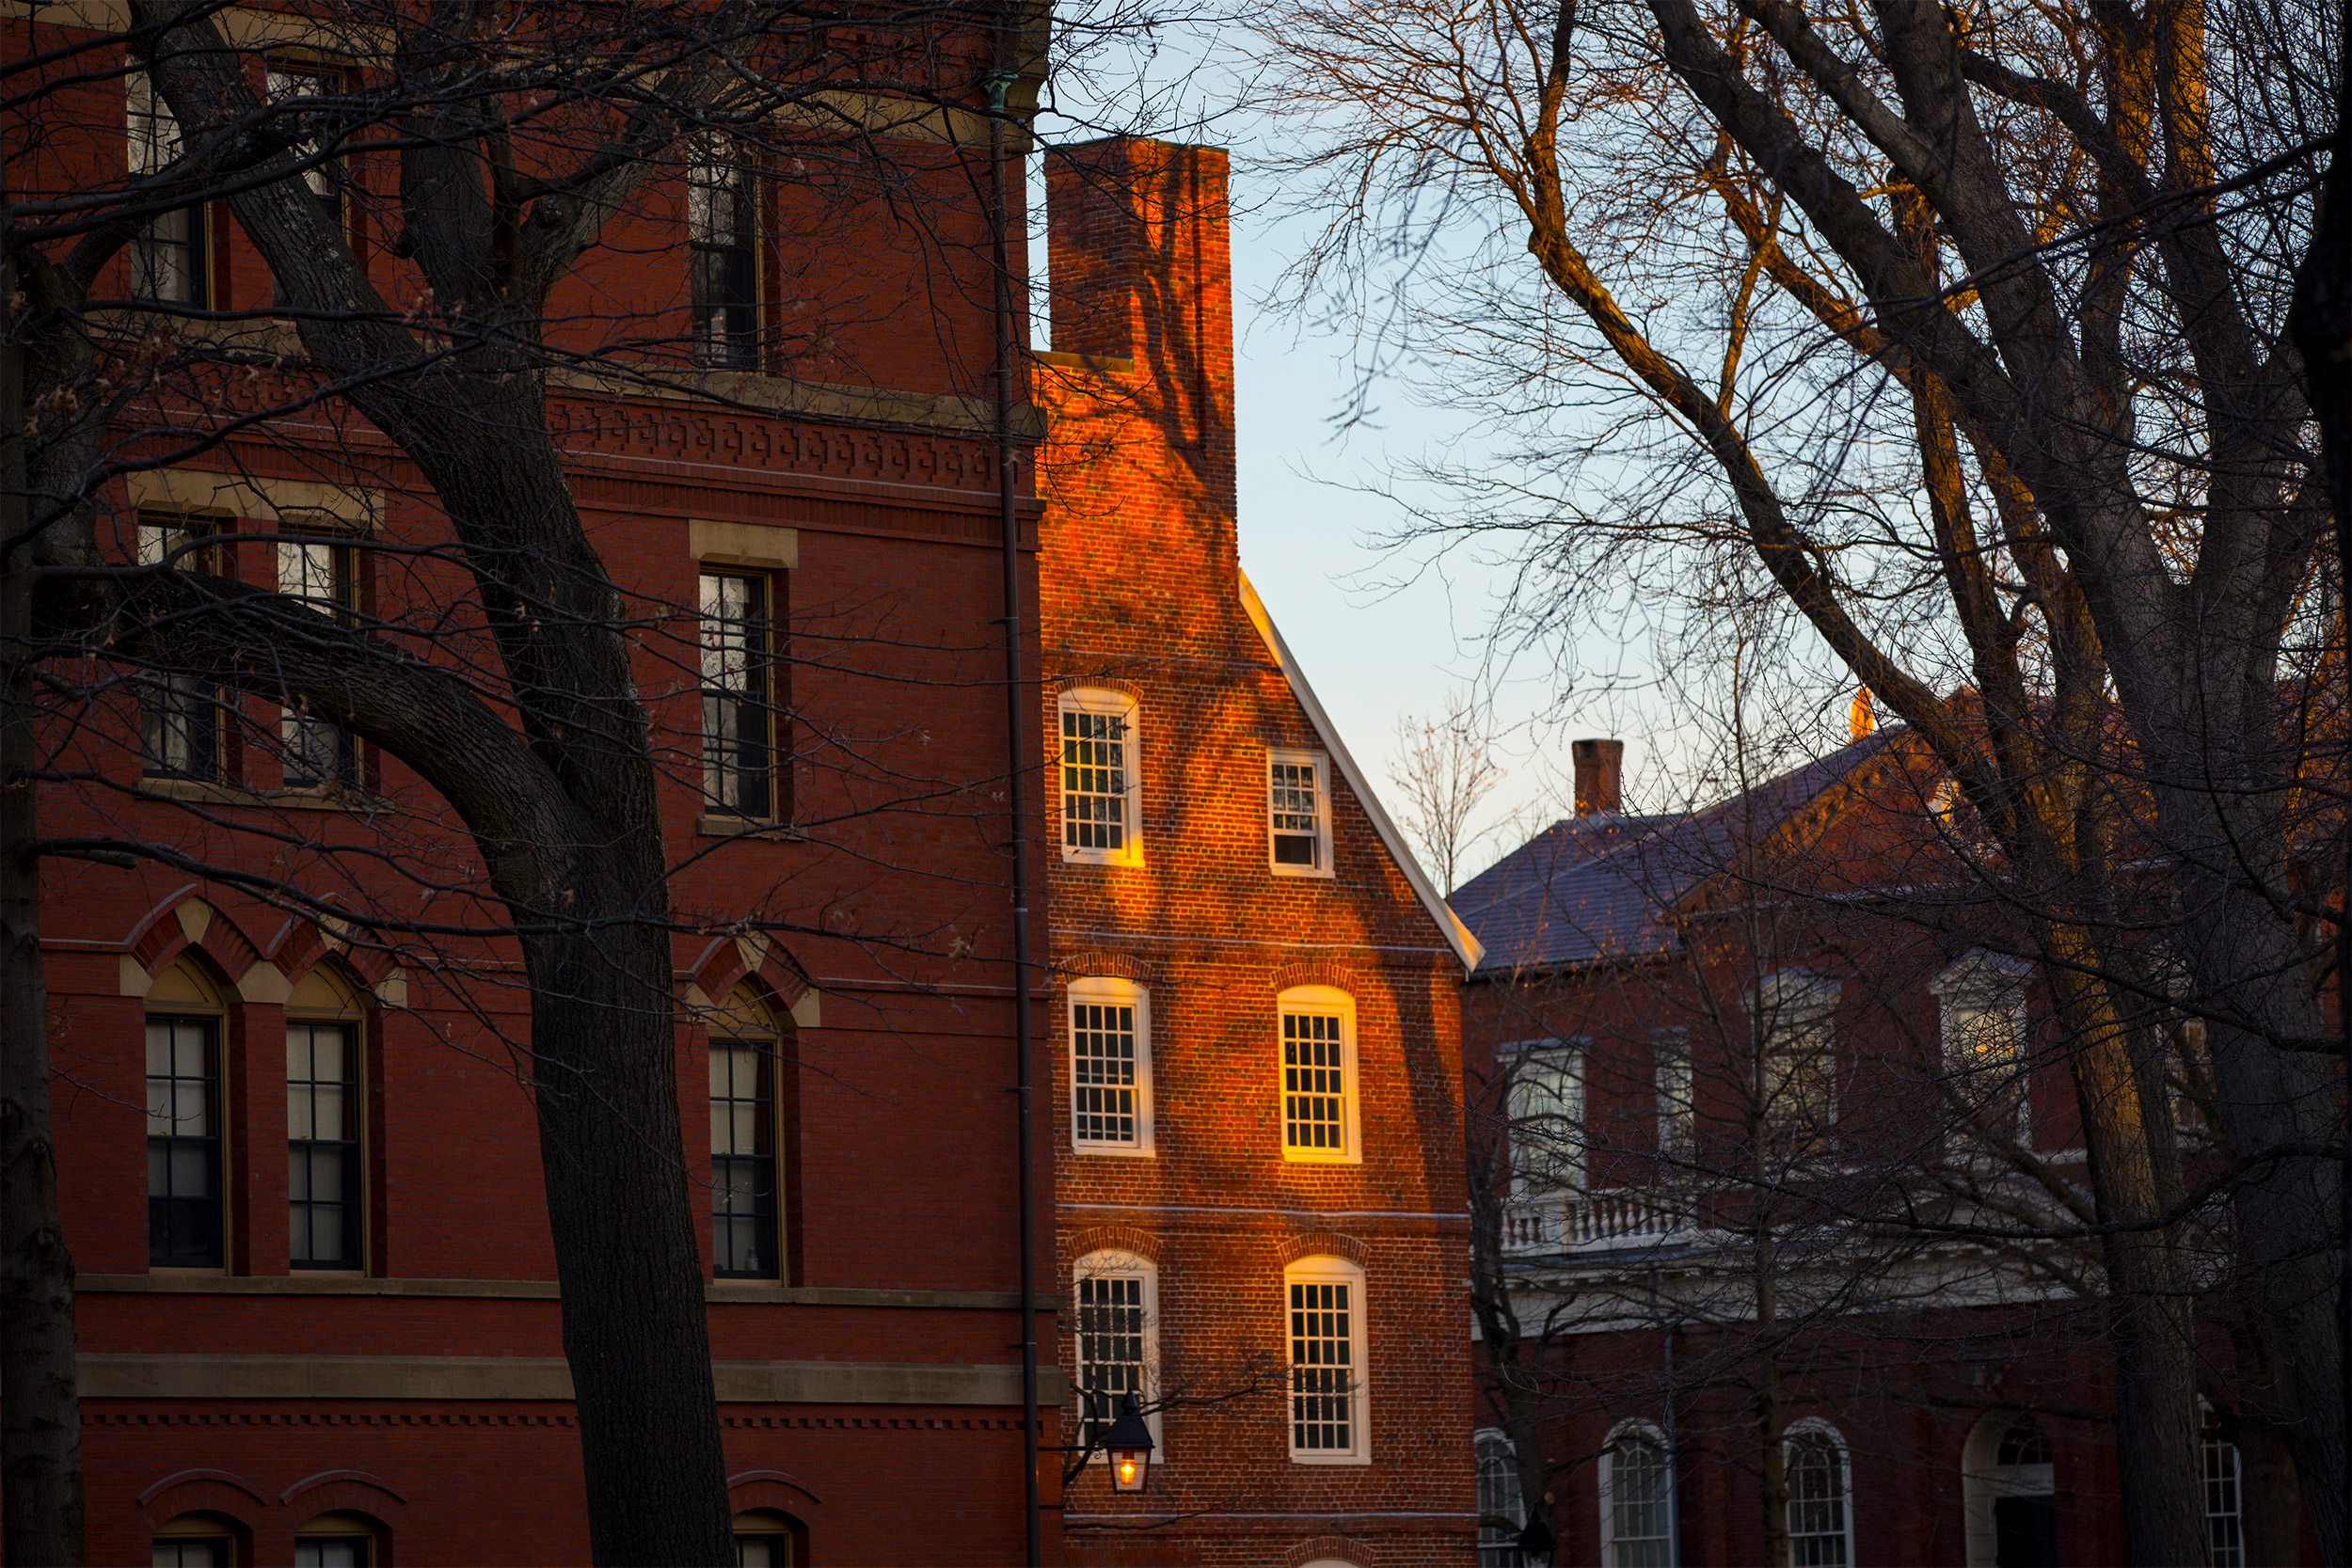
[[1572, 738, 1624, 816]]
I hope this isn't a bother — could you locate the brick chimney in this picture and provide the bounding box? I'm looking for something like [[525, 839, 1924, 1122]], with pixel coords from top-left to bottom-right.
[[1044, 138, 1234, 511], [1572, 738, 1624, 816]]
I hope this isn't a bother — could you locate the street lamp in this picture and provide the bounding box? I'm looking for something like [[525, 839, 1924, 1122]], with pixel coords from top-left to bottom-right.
[[1515, 1513, 1556, 1568], [1103, 1393, 1154, 1493]]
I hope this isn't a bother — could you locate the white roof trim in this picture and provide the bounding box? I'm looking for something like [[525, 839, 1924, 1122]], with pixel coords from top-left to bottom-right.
[[1238, 571, 1485, 973]]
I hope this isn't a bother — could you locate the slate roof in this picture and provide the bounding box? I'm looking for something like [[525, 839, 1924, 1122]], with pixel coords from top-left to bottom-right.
[[1453, 730, 1902, 977]]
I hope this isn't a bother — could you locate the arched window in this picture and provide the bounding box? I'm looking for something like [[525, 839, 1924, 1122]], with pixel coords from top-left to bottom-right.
[[1962, 1411, 2058, 1568], [292, 1512, 378, 1567], [1069, 977, 1153, 1155], [731, 1509, 805, 1565], [146, 958, 228, 1269], [707, 986, 787, 1279], [151, 1512, 241, 1566], [1057, 689, 1142, 866], [1072, 1248, 1161, 1462], [1599, 1419, 1676, 1568], [1284, 1255, 1369, 1463], [287, 962, 368, 1271], [2202, 1416, 2244, 1568], [1278, 987, 1360, 1164], [1476, 1429, 1528, 1568], [1784, 1419, 1854, 1567]]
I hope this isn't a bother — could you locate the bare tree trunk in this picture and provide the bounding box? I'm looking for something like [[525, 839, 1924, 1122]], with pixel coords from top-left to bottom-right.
[[0, 159, 84, 1568]]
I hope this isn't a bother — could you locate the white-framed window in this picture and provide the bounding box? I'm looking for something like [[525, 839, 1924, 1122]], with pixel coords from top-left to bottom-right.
[[1069, 977, 1153, 1156], [1931, 952, 2032, 1147], [1504, 1038, 1584, 1196], [688, 134, 759, 369], [1476, 1428, 1530, 1568], [700, 570, 776, 819], [1279, 986, 1360, 1164], [1784, 1419, 1854, 1567], [1600, 1418, 1677, 1568], [1652, 1028, 1694, 1157], [125, 71, 206, 306], [1753, 971, 1840, 1146], [1267, 747, 1334, 876], [1073, 1249, 1161, 1460], [278, 529, 358, 787], [1057, 689, 1142, 866], [1284, 1255, 1369, 1463], [2203, 1426, 2244, 1568]]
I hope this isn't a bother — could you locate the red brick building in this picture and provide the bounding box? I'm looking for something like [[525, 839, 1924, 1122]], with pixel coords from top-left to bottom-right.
[[1031, 138, 1484, 1567], [1449, 736, 2298, 1567], [18, 8, 1064, 1562]]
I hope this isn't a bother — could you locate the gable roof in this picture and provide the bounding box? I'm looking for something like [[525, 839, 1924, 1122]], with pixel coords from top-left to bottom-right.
[[1237, 572, 1485, 974], [1452, 729, 1901, 977]]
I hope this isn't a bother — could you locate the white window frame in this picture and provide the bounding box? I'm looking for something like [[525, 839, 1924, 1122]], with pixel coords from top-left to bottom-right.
[[1068, 977, 1153, 1157], [1057, 689, 1143, 867], [1504, 1037, 1584, 1197], [1072, 1248, 1162, 1461], [1283, 1254, 1370, 1465], [1599, 1418, 1678, 1568], [1278, 986, 1361, 1165], [1266, 746, 1334, 879], [1476, 1427, 1530, 1568], [1783, 1418, 1855, 1568], [1652, 1027, 1694, 1157], [1752, 970, 1841, 1139], [1931, 952, 2033, 1147]]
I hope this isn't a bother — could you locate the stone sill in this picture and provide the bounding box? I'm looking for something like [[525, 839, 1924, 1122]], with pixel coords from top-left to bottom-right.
[[136, 776, 382, 814], [695, 815, 805, 842]]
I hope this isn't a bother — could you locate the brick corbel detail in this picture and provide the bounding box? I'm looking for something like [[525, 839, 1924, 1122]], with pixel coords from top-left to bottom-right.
[[1064, 1227, 1159, 1268], [1284, 1534, 1374, 1567], [1053, 951, 1161, 986], [1274, 1230, 1368, 1269], [1271, 959, 1361, 994]]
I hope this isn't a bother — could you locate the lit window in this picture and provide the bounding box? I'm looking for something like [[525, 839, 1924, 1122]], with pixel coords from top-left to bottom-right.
[[1267, 748, 1332, 876], [1652, 1028, 1693, 1157], [1476, 1430, 1529, 1568], [136, 517, 223, 783], [278, 531, 356, 788], [1785, 1422, 1852, 1567], [1279, 987, 1359, 1163], [1069, 978, 1152, 1154], [292, 1513, 374, 1567], [732, 1511, 802, 1565], [1505, 1040, 1583, 1196], [690, 138, 758, 368], [287, 1020, 360, 1268], [1284, 1256, 1368, 1462], [1931, 953, 2032, 1147], [148, 1012, 221, 1267], [1601, 1422, 1676, 1567], [125, 71, 205, 306], [1057, 689, 1140, 865], [1754, 971, 1839, 1148], [711, 1037, 779, 1278], [2204, 1430, 2243, 1568], [700, 573, 773, 818], [1073, 1250, 1159, 1460], [151, 1513, 237, 1566]]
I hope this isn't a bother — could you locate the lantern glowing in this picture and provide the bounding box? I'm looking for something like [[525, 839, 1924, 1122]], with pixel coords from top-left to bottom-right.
[[1103, 1393, 1154, 1493]]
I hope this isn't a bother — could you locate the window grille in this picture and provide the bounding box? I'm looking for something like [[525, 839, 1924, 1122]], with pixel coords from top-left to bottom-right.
[[262, 62, 344, 229], [1061, 709, 1128, 853], [1075, 1272, 1148, 1452], [700, 573, 772, 817], [1604, 1434, 1676, 1568], [710, 1040, 778, 1277], [1786, 1430, 1851, 1566], [1072, 997, 1139, 1148], [2204, 1434, 2244, 1568], [126, 72, 204, 305], [1507, 1045, 1583, 1195], [1756, 972, 1839, 1147], [147, 1015, 221, 1266], [1653, 1030, 1694, 1156], [137, 519, 222, 782], [287, 1020, 360, 1268], [1288, 1277, 1356, 1453], [152, 1539, 232, 1567], [294, 1537, 370, 1568], [1477, 1433, 1529, 1568], [1282, 1009, 1347, 1154], [690, 140, 758, 367], [278, 533, 357, 786], [1269, 753, 1324, 868]]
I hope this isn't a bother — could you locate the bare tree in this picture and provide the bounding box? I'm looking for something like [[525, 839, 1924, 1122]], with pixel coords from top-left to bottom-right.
[[1390, 689, 1503, 895]]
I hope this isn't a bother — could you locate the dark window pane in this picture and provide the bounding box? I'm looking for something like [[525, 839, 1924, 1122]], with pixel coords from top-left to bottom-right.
[[288, 1021, 361, 1268], [700, 574, 771, 817], [146, 1015, 221, 1267], [710, 1039, 779, 1277]]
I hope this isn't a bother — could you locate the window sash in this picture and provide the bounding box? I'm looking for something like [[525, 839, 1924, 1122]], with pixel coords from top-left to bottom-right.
[[278, 534, 358, 786], [1606, 1439, 1676, 1567], [287, 1020, 360, 1268], [1785, 1434, 1850, 1567], [1477, 1435, 1530, 1567], [1268, 754, 1324, 868], [147, 1015, 221, 1267], [137, 520, 224, 781], [1074, 1272, 1149, 1451], [2205, 1436, 2244, 1568], [1287, 1277, 1358, 1453], [710, 1039, 779, 1277], [262, 63, 344, 227], [1281, 1010, 1348, 1155], [700, 573, 772, 818], [1508, 1050, 1584, 1194], [1060, 707, 1130, 854], [126, 71, 205, 306], [1071, 999, 1140, 1148], [1654, 1035, 1694, 1155], [690, 142, 758, 367]]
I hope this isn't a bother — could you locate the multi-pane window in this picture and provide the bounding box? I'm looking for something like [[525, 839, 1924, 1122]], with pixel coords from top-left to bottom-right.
[[278, 532, 356, 787], [1506, 1042, 1584, 1196], [1603, 1429, 1676, 1568], [151, 1531, 233, 1567], [700, 573, 772, 817], [1268, 749, 1331, 874], [137, 518, 222, 782], [263, 62, 343, 230], [1476, 1432, 1530, 1568], [1280, 991, 1356, 1160], [293, 1522, 373, 1568], [1755, 971, 1839, 1148], [1070, 980, 1150, 1153], [1786, 1427, 1852, 1567], [1074, 1269, 1149, 1453], [2204, 1433, 2244, 1568], [287, 1021, 360, 1268], [1934, 954, 2032, 1147], [710, 1039, 778, 1277], [1286, 1270, 1361, 1458], [1058, 691, 1138, 863], [690, 138, 758, 368], [126, 71, 205, 306], [1653, 1029, 1694, 1156], [147, 1014, 221, 1266]]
